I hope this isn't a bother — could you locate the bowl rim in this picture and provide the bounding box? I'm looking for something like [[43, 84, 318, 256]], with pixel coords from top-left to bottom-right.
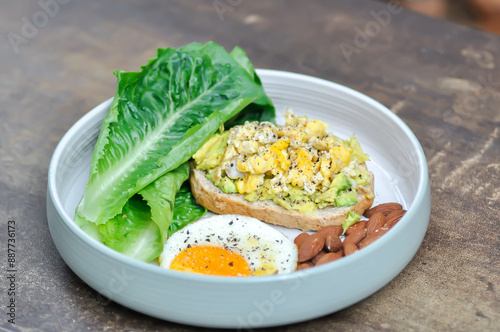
[[47, 69, 429, 285]]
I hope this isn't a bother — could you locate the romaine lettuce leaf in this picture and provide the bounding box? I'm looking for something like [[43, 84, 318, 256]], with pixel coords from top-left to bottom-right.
[[167, 183, 207, 237], [76, 42, 273, 225], [98, 195, 162, 262], [84, 163, 205, 262], [224, 46, 275, 127], [138, 162, 190, 244]]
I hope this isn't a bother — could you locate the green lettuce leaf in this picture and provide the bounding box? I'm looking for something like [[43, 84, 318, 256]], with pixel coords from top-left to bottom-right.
[[98, 195, 162, 262], [224, 46, 275, 127], [76, 42, 272, 225], [86, 163, 205, 262], [138, 162, 190, 245], [167, 183, 207, 237]]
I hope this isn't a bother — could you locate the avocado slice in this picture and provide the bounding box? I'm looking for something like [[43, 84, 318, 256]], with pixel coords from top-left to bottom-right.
[[217, 176, 237, 193], [341, 211, 361, 234], [193, 131, 229, 170], [314, 172, 351, 203], [335, 189, 358, 207]]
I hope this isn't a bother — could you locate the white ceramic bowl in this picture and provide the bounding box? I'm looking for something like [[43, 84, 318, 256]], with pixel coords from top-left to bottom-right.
[[47, 70, 431, 329]]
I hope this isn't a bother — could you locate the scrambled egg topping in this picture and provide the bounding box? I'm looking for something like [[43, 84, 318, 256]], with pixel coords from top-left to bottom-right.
[[193, 110, 374, 214]]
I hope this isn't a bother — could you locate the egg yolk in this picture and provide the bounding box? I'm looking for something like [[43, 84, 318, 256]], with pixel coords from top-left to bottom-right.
[[170, 245, 251, 277]]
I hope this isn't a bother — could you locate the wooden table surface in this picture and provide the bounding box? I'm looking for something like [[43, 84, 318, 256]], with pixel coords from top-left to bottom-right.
[[1, 0, 499, 331]]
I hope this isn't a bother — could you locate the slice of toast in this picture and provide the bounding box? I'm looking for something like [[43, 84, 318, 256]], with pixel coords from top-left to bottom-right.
[[190, 166, 374, 232]]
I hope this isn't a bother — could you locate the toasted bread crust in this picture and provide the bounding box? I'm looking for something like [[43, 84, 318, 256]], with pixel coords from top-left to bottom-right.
[[190, 165, 375, 231]]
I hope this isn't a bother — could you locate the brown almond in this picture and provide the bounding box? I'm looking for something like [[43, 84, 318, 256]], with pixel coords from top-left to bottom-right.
[[343, 243, 359, 256], [346, 220, 367, 235], [343, 227, 367, 248], [316, 251, 343, 266], [371, 227, 388, 237], [383, 210, 407, 229], [325, 234, 342, 252], [311, 249, 328, 264], [363, 202, 403, 218], [358, 234, 382, 249], [294, 232, 310, 247], [298, 233, 325, 262], [366, 212, 386, 236], [316, 225, 343, 240], [297, 262, 314, 271], [297, 262, 315, 270]]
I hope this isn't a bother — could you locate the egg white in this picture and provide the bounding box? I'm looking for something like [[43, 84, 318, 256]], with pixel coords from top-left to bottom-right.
[[159, 214, 298, 275]]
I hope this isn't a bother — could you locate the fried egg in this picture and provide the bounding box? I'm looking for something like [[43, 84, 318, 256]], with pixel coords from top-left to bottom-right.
[[159, 215, 298, 276]]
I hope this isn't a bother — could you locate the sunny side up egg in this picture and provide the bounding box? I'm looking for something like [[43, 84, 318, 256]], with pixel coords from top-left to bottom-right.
[[159, 215, 299, 276]]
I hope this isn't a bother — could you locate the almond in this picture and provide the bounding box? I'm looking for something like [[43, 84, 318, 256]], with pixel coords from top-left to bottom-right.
[[325, 234, 343, 252], [366, 212, 386, 235], [298, 233, 325, 262], [363, 202, 402, 218], [343, 227, 367, 248], [294, 232, 310, 247], [316, 225, 343, 240], [358, 234, 383, 249], [297, 262, 315, 270], [383, 210, 406, 229], [343, 243, 359, 256], [346, 220, 367, 235], [371, 228, 388, 237], [316, 251, 343, 265], [311, 249, 328, 264]]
